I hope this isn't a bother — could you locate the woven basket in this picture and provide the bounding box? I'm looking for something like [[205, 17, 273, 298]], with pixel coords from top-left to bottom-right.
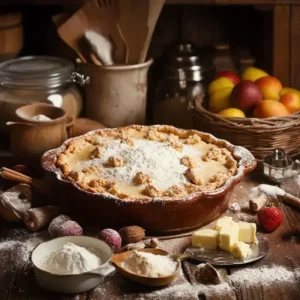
[[191, 96, 300, 164]]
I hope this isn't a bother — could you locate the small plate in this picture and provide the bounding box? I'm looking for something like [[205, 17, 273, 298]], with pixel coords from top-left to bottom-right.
[[184, 237, 268, 266]]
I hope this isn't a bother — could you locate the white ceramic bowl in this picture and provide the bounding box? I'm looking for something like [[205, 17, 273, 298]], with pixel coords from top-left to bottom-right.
[[31, 236, 115, 294]]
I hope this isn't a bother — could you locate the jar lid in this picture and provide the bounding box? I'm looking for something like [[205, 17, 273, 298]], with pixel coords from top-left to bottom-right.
[[0, 56, 75, 89], [163, 43, 214, 81]]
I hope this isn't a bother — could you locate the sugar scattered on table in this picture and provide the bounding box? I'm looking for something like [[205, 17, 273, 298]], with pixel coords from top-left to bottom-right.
[[229, 265, 295, 287]]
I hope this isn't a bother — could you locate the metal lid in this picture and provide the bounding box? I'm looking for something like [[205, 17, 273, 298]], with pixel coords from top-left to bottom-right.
[[163, 43, 214, 81], [0, 56, 75, 89]]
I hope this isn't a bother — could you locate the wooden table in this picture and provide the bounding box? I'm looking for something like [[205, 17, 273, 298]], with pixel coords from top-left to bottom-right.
[[1, 174, 300, 300]]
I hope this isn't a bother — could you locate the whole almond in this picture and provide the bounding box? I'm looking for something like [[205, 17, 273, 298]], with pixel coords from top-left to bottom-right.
[[119, 225, 145, 244]]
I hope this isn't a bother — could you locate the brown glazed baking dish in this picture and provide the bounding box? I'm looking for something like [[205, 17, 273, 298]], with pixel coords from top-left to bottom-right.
[[41, 126, 256, 235]]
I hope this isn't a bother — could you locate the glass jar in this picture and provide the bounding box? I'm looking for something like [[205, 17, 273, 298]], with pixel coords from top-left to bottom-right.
[[152, 43, 215, 129], [0, 56, 89, 133]]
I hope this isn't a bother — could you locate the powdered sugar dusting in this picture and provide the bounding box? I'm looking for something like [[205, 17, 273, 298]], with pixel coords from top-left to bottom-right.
[[134, 282, 232, 299], [229, 265, 295, 287], [0, 229, 47, 269], [81, 138, 189, 190]]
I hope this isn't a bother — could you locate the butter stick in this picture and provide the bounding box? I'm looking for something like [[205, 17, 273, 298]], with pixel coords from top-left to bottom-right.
[[192, 229, 218, 249]]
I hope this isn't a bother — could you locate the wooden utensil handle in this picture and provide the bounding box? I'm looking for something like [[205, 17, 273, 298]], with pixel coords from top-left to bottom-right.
[[283, 193, 300, 209]]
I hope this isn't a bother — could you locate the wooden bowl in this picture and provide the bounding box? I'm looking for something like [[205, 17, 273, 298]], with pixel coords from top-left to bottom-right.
[[111, 248, 181, 287], [41, 126, 256, 235], [7, 104, 68, 165]]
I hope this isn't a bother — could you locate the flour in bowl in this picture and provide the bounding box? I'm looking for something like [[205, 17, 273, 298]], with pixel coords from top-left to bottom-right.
[[121, 250, 178, 277], [30, 114, 51, 122], [39, 242, 103, 275]]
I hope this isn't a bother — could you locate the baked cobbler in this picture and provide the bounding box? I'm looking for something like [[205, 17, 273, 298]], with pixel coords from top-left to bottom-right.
[[56, 125, 238, 200]]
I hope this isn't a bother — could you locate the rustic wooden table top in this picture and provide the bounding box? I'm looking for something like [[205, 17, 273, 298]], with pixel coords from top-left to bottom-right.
[[1, 171, 300, 300]]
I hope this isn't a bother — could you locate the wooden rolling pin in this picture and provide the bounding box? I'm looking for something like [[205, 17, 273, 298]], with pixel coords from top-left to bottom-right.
[[282, 192, 300, 210]]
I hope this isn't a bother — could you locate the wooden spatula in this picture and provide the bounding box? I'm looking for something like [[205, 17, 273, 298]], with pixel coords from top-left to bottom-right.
[[138, 0, 165, 63], [118, 0, 149, 64]]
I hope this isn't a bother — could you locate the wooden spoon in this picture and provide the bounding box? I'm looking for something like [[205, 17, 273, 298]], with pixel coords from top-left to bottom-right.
[[117, 0, 149, 64], [112, 248, 181, 287], [138, 0, 165, 63]]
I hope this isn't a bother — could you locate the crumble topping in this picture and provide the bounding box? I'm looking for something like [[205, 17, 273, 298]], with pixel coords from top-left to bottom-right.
[[107, 156, 124, 167], [184, 134, 201, 145], [143, 184, 161, 197], [90, 146, 105, 159], [133, 172, 152, 185], [180, 156, 196, 168], [56, 126, 238, 200]]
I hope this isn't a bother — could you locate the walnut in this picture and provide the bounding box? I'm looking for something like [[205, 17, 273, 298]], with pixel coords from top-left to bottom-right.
[[185, 168, 203, 185], [169, 142, 183, 152], [202, 147, 222, 162], [107, 156, 124, 167], [90, 146, 105, 159], [67, 170, 83, 182], [180, 156, 196, 168], [119, 225, 145, 244], [184, 134, 201, 145], [143, 184, 161, 197], [121, 138, 135, 147], [163, 185, 187, 197], [168, 133, 179, 143], [133, 172, 152, 184]]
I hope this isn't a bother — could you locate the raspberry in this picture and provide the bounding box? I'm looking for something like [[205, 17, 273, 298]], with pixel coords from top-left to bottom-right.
[[57, 220, 83, 237], [98, 228, 122, 253], [48, 214, 71, 237]]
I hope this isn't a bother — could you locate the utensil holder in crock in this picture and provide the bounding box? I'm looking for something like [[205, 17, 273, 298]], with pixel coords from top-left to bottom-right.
[[78, 59, 153, 127], [7, 103, 69, 165]]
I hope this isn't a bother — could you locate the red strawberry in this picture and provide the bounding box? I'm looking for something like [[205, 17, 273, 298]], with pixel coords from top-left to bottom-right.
[[257, 205, 284, 232]]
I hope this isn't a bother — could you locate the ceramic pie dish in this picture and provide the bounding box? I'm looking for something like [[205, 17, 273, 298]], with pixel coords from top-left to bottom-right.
[[41, 125, 256, 234]]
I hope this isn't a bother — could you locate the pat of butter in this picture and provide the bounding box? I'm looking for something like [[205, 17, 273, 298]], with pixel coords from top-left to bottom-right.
[[238, 221, 258, 244], [192, 229, 218, 249], [218, 222, 239, 252], [215, 216, 234, 231], [231, 242, 252, 259]]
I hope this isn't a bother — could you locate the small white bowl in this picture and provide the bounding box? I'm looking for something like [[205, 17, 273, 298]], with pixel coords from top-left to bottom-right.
[[31, 236, 115, 294]]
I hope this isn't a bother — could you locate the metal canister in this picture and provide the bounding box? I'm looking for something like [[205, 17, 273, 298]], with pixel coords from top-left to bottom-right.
[[152, 43, 215, 128]]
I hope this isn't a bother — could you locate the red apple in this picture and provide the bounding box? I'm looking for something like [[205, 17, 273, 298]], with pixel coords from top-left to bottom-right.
[[230, 80, 263, 113], [216, 70, 240, 85]]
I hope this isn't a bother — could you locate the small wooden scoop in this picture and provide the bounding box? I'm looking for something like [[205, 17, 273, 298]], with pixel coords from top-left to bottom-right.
[[111, 248, 181, 287]]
